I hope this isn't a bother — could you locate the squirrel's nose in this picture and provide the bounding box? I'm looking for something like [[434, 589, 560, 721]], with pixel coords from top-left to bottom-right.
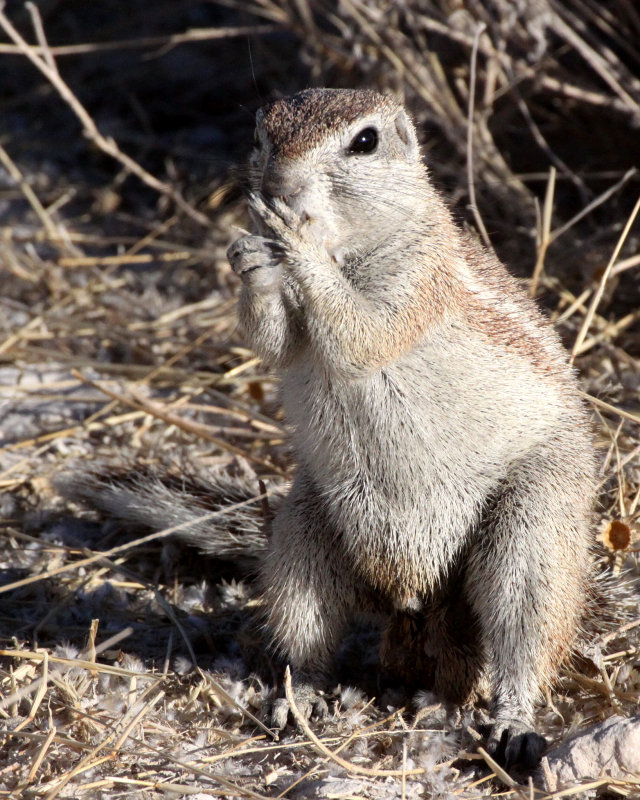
[[261, 159, 304, 200]]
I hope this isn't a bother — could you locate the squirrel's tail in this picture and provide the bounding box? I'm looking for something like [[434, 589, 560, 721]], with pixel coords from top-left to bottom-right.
[[53, 461, 282, 560]]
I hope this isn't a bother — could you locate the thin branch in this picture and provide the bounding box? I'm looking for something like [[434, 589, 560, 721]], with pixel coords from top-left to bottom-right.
[[466, 23, 492, 250], [0, 23, 276, 56], [25, 1, 57, 72], [0, 140, 76, 249], [530, 166, 556, 297], [0, 492, 269, 596], [580, 391, 640, 427], [284, 666, 429, 778], [550, 168, 637, 243], [69, 369, 287, 475], [0, 3, 211, 227], [572, 194, 640, 360]]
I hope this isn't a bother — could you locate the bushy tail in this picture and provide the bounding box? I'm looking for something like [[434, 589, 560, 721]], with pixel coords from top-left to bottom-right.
[[54, 461, 285, 560]]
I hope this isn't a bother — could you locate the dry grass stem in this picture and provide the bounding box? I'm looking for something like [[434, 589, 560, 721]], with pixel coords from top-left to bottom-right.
[[198, 668, 277, 740], [0, 3, 210, 227], [466, 22, 492, 250], [70, 369, 287, 475], [530, 167, 556, 298], [0, 492, 269, 595], [0, 142, 64, 244], [0, 24, 277, 57], [284, 666, 434, 778], [572, 195, 640, 359]]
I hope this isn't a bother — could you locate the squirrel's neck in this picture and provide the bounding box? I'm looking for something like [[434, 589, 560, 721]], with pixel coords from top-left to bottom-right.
[[341, 195, 462, 279]]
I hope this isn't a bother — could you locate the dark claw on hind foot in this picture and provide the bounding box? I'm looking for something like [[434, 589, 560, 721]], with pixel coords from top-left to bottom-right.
[[487, 725, 547, 771]]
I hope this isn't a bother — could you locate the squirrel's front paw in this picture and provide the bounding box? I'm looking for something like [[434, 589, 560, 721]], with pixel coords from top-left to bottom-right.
[[249, 193, 328, 269], [227, 235, 284, 290], [271, 674, 329, 731], [249, 192, 300, 239]]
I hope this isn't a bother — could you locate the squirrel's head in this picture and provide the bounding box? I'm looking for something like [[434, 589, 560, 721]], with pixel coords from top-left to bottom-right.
[[250, 88, 427, 263]]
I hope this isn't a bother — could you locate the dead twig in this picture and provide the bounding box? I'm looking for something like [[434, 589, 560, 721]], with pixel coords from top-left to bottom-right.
[[0, 24, 276, 57], [69, 369, 287, 476], [0, 3, 211, 227], [0, 141, 75, 249], [466, 22, 492, 250], [530, 166, 556, 297], [572, 194, 640, 359], [283, 666, 430, 778], [0, 492, 269, 595]]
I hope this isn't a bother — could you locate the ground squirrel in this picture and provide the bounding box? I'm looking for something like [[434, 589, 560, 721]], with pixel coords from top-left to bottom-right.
[[225, 87, 596, 768], [58, 87, 596, 771]]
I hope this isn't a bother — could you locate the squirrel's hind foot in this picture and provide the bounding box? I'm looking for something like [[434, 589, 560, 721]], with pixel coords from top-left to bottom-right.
[[486, 721, 547, 771]]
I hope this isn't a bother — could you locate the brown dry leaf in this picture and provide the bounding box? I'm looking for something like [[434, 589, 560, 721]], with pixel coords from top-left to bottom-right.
[[601, 519, 632, 551], [248, 381, 265, 403]]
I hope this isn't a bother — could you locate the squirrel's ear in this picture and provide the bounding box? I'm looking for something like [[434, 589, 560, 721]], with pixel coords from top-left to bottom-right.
[[394, 110, 419, 160]]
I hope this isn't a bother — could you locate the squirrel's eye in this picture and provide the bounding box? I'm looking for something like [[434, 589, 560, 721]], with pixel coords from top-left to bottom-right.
[[347, 127, 378, 154]]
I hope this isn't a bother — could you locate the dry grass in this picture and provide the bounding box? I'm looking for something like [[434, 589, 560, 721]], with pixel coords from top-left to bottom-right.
[[1, 1, 639, 797]]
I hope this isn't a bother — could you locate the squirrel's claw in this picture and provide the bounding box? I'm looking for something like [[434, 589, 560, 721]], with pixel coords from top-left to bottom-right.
[[249, 192, 301, 239], [486, 721, 547, 771]]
